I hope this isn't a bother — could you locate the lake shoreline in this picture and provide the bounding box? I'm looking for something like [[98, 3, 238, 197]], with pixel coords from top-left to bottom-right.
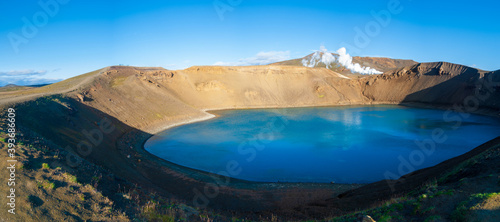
[[142, 103, 500, 184]]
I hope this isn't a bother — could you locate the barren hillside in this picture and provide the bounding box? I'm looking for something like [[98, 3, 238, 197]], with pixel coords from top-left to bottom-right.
[[362, 62, 500, 110]]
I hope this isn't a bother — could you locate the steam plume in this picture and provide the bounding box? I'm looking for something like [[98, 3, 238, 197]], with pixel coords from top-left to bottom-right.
[[336, 47, 382, 75], [302, 46, 382, 75]]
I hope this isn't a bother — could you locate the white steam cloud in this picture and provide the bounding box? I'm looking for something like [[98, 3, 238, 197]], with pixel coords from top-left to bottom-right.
[[302, 46, 382, 75], [302, 46, 336, 68], [336, 47, 382, 75]]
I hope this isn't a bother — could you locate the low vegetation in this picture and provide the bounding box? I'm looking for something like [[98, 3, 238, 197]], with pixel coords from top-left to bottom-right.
[[41, 162, 50, 169], [329, 147, 500, 222]]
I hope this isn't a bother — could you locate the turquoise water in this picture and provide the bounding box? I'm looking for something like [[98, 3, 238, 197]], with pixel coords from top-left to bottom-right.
[[145, 105, 500, 183]]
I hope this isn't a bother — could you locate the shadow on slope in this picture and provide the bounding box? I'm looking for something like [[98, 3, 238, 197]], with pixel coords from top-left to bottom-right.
[[14, 94, 341, 219], [401, 67, 500, 110]]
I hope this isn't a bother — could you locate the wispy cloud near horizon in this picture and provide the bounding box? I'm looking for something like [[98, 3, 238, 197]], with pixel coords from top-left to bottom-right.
[[0, 70, 47, 77], [214, 51, 291, 66], [0, 69, 61, 86]]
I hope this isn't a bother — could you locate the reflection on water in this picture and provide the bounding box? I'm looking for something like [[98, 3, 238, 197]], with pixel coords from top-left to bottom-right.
[[145, 105, 500, 183]]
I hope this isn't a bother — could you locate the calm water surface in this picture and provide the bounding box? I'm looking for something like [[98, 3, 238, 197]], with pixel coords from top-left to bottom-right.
[[145, 105, 500, 183]]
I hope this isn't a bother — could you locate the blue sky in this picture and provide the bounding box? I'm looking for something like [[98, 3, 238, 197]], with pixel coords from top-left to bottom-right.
[[1, 0, 499, 86]]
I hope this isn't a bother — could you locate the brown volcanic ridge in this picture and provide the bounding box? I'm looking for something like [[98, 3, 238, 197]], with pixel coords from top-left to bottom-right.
[[0, 62, 499, 221]]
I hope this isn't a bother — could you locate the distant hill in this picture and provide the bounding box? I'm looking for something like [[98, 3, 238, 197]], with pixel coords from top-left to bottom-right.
[[0, 84, 31, 92], [0, 83, 51, 92], [2, 84, 18, 88]]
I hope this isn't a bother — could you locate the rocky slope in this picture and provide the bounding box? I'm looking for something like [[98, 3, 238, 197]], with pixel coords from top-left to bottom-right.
[[362, 62, 500, 110], [353, 56, 418, 73]]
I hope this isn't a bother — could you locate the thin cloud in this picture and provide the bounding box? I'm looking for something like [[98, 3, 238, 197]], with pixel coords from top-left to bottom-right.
[[214, 51, 291, 66], [0, 69, 62, 86], [0, 70, 47, 77], [0, 77, 62, 87]]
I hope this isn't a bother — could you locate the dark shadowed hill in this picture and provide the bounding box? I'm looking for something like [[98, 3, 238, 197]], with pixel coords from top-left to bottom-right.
[[361, 62, 500, 110]]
